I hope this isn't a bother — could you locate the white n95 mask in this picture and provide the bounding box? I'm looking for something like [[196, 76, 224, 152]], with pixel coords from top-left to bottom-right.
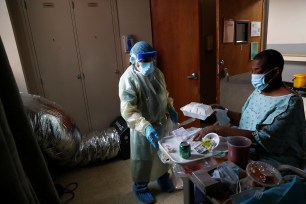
[[139, 61, 154, 76]]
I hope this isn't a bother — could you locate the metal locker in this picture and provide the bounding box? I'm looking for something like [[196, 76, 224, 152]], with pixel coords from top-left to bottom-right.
[[25, 0, 90, 132], [24, 0, 121, 132], [72, 0, 121, 131]]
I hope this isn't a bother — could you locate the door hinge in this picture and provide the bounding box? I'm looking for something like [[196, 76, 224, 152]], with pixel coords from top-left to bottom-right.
[[72, 1, 75, 9], [24, 1, 27, 10]]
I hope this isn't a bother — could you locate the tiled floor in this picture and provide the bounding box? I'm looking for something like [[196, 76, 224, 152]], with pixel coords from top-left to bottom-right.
[[54, 72, 252, 204], [55, 159, 184, 204]]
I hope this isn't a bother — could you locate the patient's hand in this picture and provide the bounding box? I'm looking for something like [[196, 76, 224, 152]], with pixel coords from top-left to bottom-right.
[[193, 126, 216, 141]]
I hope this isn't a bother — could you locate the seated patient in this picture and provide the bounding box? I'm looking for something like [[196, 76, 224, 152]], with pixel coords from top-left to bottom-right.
[[194, 49, 306, 168]]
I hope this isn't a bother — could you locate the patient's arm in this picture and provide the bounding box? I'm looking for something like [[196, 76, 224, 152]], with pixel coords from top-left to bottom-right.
[[227, 110, 241, 126], [193, 125, 254, 142]]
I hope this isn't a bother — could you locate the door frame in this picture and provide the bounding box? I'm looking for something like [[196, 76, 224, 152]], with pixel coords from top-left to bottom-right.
[[261, 0, 270, 51], [216, 0, 220, 103], [6, 0, 45, 95]]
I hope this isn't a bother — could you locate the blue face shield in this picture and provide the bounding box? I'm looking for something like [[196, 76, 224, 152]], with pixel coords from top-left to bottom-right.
[[138, 61, 155, 76], [251, 68, 277, 91]]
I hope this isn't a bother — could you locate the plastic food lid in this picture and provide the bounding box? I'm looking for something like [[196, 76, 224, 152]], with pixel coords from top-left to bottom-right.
[[246, 161, 282, 187], [180, 102, 214, 120]]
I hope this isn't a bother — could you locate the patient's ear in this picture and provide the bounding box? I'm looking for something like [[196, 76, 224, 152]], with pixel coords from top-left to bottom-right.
[[275, 67, 281, 75]]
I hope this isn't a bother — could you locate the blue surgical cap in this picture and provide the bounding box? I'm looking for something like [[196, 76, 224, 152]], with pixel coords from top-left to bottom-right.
[[130, 41, 156, 64]]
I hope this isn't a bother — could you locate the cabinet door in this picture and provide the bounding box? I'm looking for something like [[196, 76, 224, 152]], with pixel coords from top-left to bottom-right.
[[25, 0, 90, 132], [72, 0, 120, 130]]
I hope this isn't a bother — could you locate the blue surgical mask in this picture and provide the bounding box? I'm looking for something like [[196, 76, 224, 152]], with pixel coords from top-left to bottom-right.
[[251, 74, 267, 91], [139, 61, 154, 76], [251, 68, 277, 91]]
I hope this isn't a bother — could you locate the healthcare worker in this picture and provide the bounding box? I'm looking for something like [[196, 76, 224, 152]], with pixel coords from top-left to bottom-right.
[[119, 41, 178, 204]]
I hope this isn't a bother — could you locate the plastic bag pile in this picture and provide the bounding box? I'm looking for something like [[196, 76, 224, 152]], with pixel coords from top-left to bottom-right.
[[21, 93, 120, 167]]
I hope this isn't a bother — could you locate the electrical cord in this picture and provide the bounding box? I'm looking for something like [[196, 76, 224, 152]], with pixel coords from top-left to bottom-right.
[[55, 182, 78, 203]]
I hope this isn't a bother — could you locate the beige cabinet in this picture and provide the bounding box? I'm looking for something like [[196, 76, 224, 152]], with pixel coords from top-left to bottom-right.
[[24, 0, 121, 133]]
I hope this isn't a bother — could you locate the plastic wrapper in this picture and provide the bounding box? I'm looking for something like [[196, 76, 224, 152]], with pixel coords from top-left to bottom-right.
[[211, 164, 240, 193], [214, 108, 231, 126], [170, 164, 184, 189], [75, 129, 120, 166], [21, 93, 81, 166], [21, 93, 120, 167]]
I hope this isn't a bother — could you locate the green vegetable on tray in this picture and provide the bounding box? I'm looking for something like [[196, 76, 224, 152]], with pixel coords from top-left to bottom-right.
[[201, 139, 215, 152], [195, 138, 216, 154]]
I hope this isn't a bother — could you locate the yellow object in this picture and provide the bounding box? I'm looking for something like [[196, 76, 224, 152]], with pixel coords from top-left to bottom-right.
[[201, 139, 213, 152], [293, 74, 306, 88]]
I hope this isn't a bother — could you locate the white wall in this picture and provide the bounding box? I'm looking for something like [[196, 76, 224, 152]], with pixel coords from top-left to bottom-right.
[[116, 0, 152, 68], [267, 0, 306, 82], [267, 0, 306, 44], [0, 0, 27, 92]]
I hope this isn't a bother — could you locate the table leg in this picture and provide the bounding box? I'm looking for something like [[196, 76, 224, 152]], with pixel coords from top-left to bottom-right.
[[182, 177, 194, 204]]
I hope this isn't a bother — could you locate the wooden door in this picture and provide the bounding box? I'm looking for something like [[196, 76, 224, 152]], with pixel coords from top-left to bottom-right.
[[218, 0, 263, 103], [72, 0, 121, 131], [25, 0, 90, 132], [219, 0, 263, 75], [151, 0, 263, 125], [151, 0, 201, 126]]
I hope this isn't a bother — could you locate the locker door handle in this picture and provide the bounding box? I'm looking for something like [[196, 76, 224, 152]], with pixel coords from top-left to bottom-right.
[[77, 73, 85, 80], [187, 73, 199, 79]]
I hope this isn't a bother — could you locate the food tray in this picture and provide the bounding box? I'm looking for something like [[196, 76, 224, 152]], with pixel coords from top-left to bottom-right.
[[158, 134, 228, 164]]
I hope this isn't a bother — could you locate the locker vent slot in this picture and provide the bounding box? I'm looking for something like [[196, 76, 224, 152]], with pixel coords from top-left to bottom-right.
[[88, 2, 98, 7], [42, 2, 55, 8]]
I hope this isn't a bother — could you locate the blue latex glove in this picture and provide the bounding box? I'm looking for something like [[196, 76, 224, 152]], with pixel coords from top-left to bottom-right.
[[145, 125, 160, 149], [168, 107, 178, 123]]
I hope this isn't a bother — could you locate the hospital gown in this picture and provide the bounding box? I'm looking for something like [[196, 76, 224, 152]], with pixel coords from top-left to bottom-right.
[[239, 90, 306, 167]]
